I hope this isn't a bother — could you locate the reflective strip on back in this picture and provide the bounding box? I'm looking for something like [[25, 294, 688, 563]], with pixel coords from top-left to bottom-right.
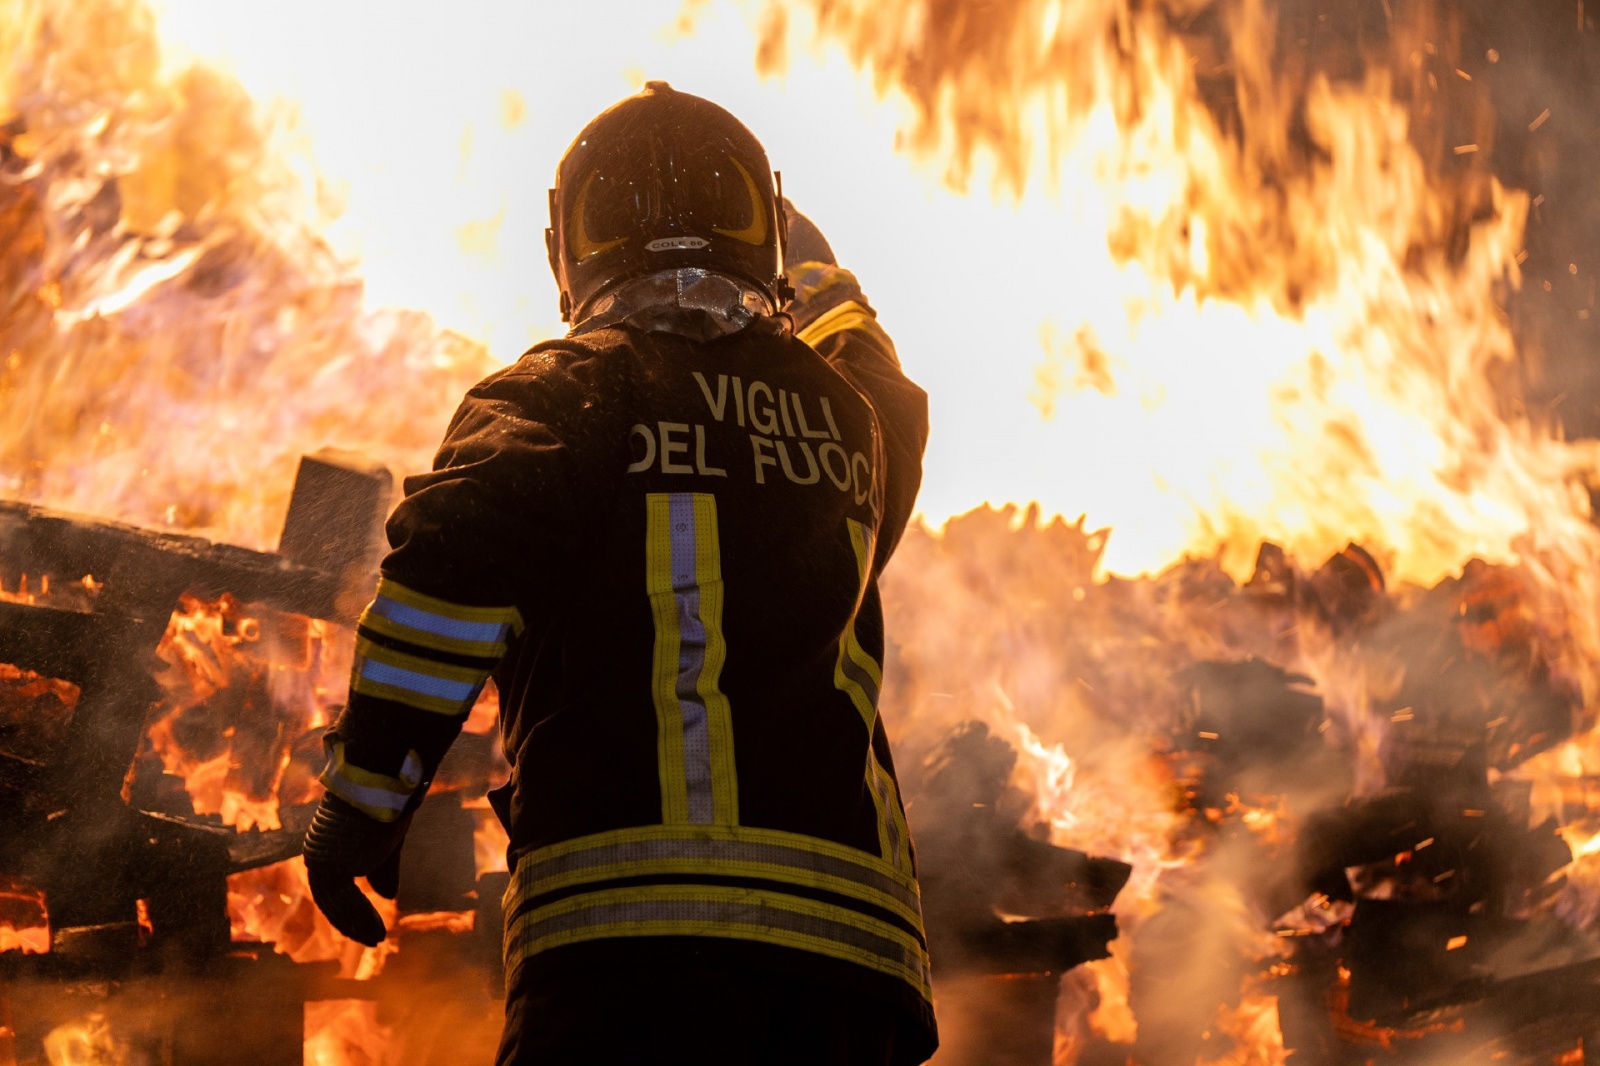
[[509, 822, 923, 929], [505, 882, 932, 1004], [645, 493, 738, 825]]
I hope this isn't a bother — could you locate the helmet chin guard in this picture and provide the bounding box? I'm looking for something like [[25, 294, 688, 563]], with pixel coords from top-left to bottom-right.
[[547, 82, 789, 324]]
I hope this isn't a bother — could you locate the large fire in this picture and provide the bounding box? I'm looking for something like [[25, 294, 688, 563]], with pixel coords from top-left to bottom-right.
[[3, 0, 1600, 1063]]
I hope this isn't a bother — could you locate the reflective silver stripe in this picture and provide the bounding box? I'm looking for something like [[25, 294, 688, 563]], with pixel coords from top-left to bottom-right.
[[668, 494, 716, 824], [370, 596, 511, 645], [319, 746, 422, 823], [326, 773, 410, 815], [506, 885, 933, 1002], [529, 897, 919, 970], [647, 493, 737, 826], [520, 832, 922, 923], [358, 658, 480, 702]]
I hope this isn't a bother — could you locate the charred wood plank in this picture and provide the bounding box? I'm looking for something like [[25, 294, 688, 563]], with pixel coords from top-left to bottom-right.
[[0, 501, 347, 622], [935, 913, 1119, 977], [0, 601, 161, 682], [276, 449, 392, 577], [221, 802, 317, 874]]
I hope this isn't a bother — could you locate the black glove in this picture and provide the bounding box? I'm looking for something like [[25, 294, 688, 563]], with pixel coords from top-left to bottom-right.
[[302, 793, 413, 947], [781, 198, 835, 269]]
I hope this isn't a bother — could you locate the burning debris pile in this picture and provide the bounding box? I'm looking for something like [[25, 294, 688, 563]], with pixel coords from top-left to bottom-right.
[[6, 494, 1600, 1065], [884, 507, 1600, 1064], [0, 456, 513, 1064]]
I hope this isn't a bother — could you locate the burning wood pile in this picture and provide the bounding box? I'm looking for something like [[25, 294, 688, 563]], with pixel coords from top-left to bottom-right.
[[0, 450, 377, 967], [883, 507, 1600, 1064], [0, 454, 512, 1064], [6, 491, 1600, 1065]]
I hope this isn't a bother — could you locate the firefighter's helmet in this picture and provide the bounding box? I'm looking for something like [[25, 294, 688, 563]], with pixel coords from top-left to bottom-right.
[[547, 82, 787, 323]]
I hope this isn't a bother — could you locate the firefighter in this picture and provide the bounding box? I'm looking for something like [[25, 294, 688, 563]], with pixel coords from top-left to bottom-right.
[[302, 81, 935, 1065]]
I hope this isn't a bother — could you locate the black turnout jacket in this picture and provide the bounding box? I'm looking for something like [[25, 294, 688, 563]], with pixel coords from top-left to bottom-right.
[[322, 263, 934, 1058]]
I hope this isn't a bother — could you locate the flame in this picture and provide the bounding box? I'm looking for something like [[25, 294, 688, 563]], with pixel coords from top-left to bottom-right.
[[304, 1001, 391, 1066], [0, 0, 1591, 591], [1199, 993, 1287, 1066], [41, 1014, 128, 1066], [758, 0, 1600, 589], [0, 0, 494, 550], [144, 593, 346, 830], [9, 0, 1595, 628], [140, 593, 410, 983], [1008, 706, 1190, 905]]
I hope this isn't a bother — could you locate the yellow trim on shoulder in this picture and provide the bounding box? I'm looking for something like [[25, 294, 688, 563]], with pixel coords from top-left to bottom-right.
[[797, 300, 892, 352]]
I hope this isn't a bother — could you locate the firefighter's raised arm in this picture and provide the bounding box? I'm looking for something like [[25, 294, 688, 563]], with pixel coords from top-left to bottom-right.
[[783, 198, 930, 568]]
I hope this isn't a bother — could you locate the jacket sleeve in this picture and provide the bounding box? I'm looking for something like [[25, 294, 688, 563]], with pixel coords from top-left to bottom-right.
[[788, 261, 930, 570], [320, 349, 619, 821]]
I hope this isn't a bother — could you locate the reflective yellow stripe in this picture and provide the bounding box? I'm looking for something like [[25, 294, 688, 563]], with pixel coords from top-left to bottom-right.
[[371, 577, 525, 633], [645, 493, 738, 825], [505, 823, 923, 930], [360, 607, 511, 659], [318, 741, 422, 824], [865, 753, 894, 865], [350, 636, 488, 716], [505, 883, 932, 1003], [834, 520, 882, 732], [830, 519, 907, 869], [355, 636, 492, 685], [868, 752, 914, 872], [797, 299, 892, 351]]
